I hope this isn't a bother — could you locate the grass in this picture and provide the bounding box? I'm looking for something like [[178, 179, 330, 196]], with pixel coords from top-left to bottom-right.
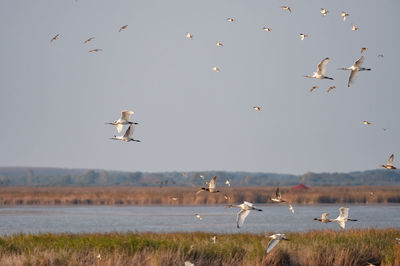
[[0, 229, 399, 265], [0, 186, 399, 205]]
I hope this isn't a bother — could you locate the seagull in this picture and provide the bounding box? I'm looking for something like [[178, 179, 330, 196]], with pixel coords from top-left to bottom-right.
[[310, 86, 318, 92], [338, 56, 371, 87], [89, 49, 103, 53], [226, 18, 235, 22], [289, 204, 294, 214], [320, 8, 328, 16], [300, 33, 308, 40], [184, 261, 194, 266], [186, 33, 193, 39], [211, 236, 216, 244], [216, 41, 223, 47], [225, 180, 231, 187], [271, 187, 286, 203], [266, 234, 289, 254], [381, 154, 397, 170], [110, 124, 140, 143], [327, 86, 336, 92], [263, 27, 272, 32], [106, 110, 136, 133], [83, 37, 94, 44], [197, 176, 220, 193], [195, 214, 202, 220], [304, 57, 334, 80], [253, 106, 261, 112], [119, 25, 128, 32], [351, 24, 359, 31], [363, 121, 372, 125], [227, 201, 262, 228], [281, 6, 291, 13], [313, 213, 331, 224], [331, 207, 357, 229], [341, 12, 349, 21], [361, 47, 367, 54], [212, 66, 220, 72], [50, 34, 59, 43]]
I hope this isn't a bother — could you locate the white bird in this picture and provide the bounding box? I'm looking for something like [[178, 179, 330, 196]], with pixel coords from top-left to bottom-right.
[[186, 33, 193, 39], [184, 261, 194, 266], [381, 154, 397, 170], [314, 213, 331, 224], [211, 236, 216, 244], [263, 27, 272, 32], [110, 124, 140, 142], [212, 66, 220, 72], [341, 12, 349, 21], [338, 56, 371, 87], [363, 121, 371, 125], [320, 8, 328, 16], [289, 204, 294, 214], [300, 33, 308, 40], [216, 41, 223, 47], [227, 201, 262, 228], [197, 176, 220, 193], [96, 254, 101, 260], [330, 207, 357, 229], [266, 234, 289, 254], [106, 110, 136, 133], [253, 106, 261, 112], [281, 6, 291, 13], [305, 57, 334, 80]]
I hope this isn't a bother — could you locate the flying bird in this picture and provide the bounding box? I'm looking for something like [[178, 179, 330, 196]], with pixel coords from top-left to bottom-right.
[[186, 33, 193, 39], [253, 106, 261, 112], [197, 176, 220, 193], [266, 234, 289, 254], [341, 12, 349, 21], [185, 261, 194, 266], [331, 207, 357, 229], [271, 187, 286, 203], [50, 34, 59, 43], [227, 201, 262, 228], [305, 57, 333, 80], [89, 49, 103, 53], [224, 194, 230, 200], [310, 86, 318, 92], [320, 8, 328, 16], [289, 204, 294, 214], [212, 66, 220, 72], [226, 18, 235, 22], [338, 56, 371, 87], [225, 180, 231, 187], [281, 6, 291, 13], [119, 25, 128, 32], [363, 121, 371, 125], [327, 86, 336, 92], [313, 213, 331, 224], [106, 110, 136, 133], [381, 154, 397, 170], [351, 24, 359, 31], [83, 37, 94, 44], [361, 47, 367, 54], [195, 214, 202, 220], [110, 123, 140, 143], [300, 33, 308, 40], [263, 27, 272, 32], [216, 41, 223, 47]]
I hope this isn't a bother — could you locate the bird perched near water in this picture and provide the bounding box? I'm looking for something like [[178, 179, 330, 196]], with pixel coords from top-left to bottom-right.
[[263, 27, 272, 32], [377, 54, 384, 58], [197, 176, 220, 194], [50, 34, 59, 43], [119, 25, 128, 32], [381, 154, 397, 170], [106, 110, 136, 133], [361, 47, 368, 54], [216, 41, 223, 47], [266, 234, 289, 254], [320, 8, 328, 16], [327, 86, 335, 92], [224, 194, 230, 200], [363, 121, 372, 125], [89, 49, 103, 53], [226, 18, 235, 22], [338, 56, 371, 87], [227, 201, 262, 228], [212, 66, 220, 72], [310, 86, 318, 92], [186, 33, 193, 39], [253, 106, 262, 112], [110, 124, 140, 143], [341, 12, 349, 21], [351, 24, 359, 31], [281, 6, 291, 13], [271, 188, 286, 203], [300, 33, 308, 40], [305, 57, 334, 80], [83, 37, 94, 44]]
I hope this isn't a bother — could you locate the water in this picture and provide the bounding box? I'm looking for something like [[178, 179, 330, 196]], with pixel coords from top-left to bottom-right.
[[0, 205, 399, 235]]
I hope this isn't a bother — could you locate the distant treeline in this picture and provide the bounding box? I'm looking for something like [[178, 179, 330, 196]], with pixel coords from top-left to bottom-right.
[[0, 186, 399, 205], [0, 167, 400, 187]]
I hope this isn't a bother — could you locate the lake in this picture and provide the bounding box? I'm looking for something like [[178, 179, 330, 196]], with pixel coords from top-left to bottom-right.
[[0, 205, 399, 235]]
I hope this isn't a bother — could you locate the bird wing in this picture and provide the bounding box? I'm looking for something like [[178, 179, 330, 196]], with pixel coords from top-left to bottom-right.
[[354, 56, 365, 68], [266, 239, 281, 254], [338, 220, 346, 229], [120, 110, 134, 121], [237, 209, 251, 228], [338, 207, 349, 220], [322, 213, 329, 220], [276, 187, 281, 199], [123, 124, 135, 138], [289, 204, 294, 214], [348, 70, 359, 87], [243, 201, 254, 207], [388, 154, 394, 166], [317, 57, 330, 75], [209, 176, 216, 190], [115, 124, 123, 133]]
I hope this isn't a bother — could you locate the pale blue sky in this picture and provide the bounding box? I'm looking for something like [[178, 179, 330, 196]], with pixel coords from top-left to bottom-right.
[[0, 0, 399, 174]]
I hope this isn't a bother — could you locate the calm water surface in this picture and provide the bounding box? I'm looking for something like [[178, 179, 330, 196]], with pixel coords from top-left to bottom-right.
[[0, 205, 399, 235]]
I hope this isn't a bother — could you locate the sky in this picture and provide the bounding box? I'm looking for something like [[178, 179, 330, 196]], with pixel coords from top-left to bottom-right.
[[0, 0, 399, 175]]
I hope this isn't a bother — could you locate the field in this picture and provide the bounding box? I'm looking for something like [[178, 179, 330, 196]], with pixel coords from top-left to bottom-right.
[[0, 186, 399, 205], [0, 229, 398, 266]]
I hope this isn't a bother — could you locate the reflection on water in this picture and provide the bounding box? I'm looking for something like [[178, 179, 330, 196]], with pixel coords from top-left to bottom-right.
[[0, 205, 399, 235]]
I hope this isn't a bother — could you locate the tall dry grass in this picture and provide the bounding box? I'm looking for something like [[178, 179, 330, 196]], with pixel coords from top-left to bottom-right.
[[0, 186, 399, 205], [0, 229, 399, 265]]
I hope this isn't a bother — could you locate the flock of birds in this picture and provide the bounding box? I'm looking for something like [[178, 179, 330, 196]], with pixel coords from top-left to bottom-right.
[[47, 2, 398, 263]]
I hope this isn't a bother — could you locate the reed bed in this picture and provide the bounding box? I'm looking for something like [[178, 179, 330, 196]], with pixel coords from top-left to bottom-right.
[[0, 229, 398, 265], [0, 186, 399, 205]]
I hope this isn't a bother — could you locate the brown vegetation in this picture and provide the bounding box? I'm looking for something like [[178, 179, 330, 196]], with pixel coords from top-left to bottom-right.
[[0, 186, 399, 205]]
